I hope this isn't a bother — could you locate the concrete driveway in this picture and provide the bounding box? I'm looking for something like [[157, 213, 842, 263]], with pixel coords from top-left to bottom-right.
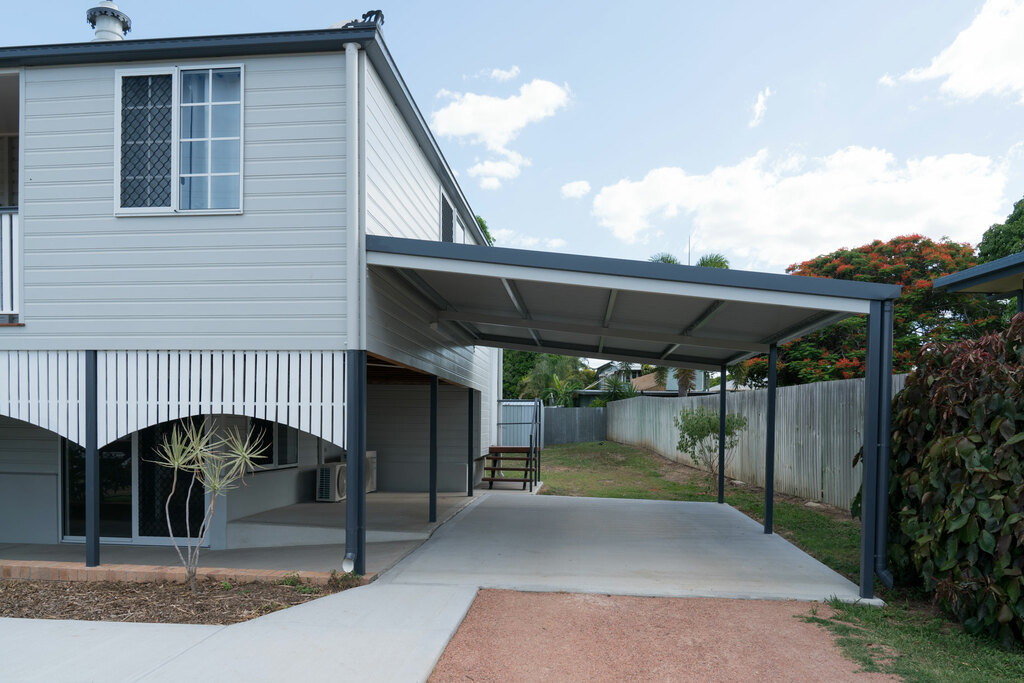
[[380, 494, 865, 602], [0, 494, 868, 682]]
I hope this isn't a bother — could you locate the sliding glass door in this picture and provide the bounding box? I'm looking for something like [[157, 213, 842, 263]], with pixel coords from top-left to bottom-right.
[[62, 436, 133, 539], [136, 421, 205, 542], [61, 419, 206, 544]]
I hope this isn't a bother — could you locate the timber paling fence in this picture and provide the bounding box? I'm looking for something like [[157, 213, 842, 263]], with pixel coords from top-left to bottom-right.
[[607, 374, 907, 510], [543, 407, 607, 445]]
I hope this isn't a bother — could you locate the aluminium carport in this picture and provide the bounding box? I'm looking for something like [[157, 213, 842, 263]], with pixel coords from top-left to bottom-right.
[[351, 235, 901, 599]]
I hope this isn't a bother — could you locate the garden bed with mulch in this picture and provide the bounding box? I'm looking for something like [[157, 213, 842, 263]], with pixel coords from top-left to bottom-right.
[[0, 572, 364, 625]]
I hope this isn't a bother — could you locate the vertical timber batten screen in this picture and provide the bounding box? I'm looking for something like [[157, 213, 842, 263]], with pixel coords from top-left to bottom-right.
[[606, 374, 906, 509], [0, 350, 346, 448]]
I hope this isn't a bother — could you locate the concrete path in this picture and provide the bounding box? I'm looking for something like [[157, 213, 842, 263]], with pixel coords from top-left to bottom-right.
[[0, 494, 869, 682]]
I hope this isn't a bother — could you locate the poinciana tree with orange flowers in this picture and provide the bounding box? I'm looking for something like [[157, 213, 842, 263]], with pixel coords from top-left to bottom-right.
[[738, 234, 1004, 387]]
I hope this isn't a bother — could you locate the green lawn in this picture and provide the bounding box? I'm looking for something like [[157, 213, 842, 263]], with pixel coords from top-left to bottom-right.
[[539, 441, 1024, 681]]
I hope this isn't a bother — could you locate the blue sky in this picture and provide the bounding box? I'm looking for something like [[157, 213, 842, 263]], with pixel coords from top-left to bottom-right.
[[5, 1, 1024, 272]]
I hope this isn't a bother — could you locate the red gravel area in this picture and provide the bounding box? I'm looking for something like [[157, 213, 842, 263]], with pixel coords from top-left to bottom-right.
[[431, 590, 896, 682]]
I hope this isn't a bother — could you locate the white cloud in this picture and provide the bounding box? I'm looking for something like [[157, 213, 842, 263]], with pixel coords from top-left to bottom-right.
[[591, 146, 1009, 271], [432, 79, 571, 188], [492, 228, 569, 251], [748, 87, 772, 127], [900, 0, 1024, 103], [561, 180, 591, 198], [878, 73, 896, 87], [489, 66, 520, 81]]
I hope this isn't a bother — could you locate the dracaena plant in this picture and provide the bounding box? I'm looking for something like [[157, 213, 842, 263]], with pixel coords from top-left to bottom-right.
[[150, 419, 268, 592]]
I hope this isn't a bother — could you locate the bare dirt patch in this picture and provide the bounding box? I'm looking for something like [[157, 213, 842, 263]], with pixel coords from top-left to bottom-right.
[[0, 574, 363, 625], [430, 590, 897, 683]]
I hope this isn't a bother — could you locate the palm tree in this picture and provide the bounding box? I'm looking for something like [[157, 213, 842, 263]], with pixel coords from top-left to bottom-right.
[[649, 252, 680, 265], [518, 354, 592, 399], [653, 365, 695, 396], [696, 253, 729, 269], [601, 375, 638, 402], [542, 373, 580, 407]]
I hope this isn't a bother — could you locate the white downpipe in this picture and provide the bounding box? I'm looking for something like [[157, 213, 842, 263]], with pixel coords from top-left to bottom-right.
[[344, 42, 362, 349]]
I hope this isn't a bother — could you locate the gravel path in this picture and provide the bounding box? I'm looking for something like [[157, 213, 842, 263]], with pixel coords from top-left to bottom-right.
[[431, 590, 896, 682]]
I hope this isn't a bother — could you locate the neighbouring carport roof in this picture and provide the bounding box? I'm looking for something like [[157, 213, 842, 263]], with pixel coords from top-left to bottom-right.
[[932, 251, 1024, 295], [366, 236, 902, 371]]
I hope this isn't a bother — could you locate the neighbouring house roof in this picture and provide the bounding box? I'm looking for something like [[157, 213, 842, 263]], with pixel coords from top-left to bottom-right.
[[631, 372, 665, 392], [367, 235, 902, 371], [932, 251, 1024, 295], [0, 19, 487, 246]]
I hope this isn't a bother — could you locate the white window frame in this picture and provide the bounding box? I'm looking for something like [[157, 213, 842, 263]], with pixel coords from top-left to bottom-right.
[[114, 64, 244, 217]]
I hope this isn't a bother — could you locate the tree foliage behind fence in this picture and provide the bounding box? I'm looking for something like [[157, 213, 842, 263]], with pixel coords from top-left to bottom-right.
[[607, 374, 906, 509]]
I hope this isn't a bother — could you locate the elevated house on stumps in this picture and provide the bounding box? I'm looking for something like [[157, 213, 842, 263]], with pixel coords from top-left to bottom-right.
[[0, 5, 900, 597]]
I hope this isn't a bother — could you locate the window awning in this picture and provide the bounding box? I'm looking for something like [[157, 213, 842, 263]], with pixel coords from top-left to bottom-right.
[[366, 236, 901, 371]]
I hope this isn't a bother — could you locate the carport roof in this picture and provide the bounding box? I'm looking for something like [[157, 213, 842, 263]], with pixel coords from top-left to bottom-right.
[[366, 236, 902, 371], [932, 251, 1024, 295]]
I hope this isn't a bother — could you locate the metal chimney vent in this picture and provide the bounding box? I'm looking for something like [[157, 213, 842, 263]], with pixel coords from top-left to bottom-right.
[[86, 1, 132, 41]]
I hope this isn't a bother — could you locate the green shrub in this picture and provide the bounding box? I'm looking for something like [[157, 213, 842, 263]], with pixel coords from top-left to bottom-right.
[[887, 313, 1024, 645], [674, 406, 747, 482]]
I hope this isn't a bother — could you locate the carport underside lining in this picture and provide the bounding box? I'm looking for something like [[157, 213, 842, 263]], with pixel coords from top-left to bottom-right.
[[359, 236, 900, 599]]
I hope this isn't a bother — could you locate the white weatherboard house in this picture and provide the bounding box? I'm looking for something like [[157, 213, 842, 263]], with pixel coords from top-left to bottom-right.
[[0, 6, 902, 597], [0, 7, 503, 574]]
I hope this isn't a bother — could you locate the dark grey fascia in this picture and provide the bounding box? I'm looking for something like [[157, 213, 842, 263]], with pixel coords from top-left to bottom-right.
[[366, 235, 904, 301], [0, 26, 488, 247], [932, 251, 1024, 294], [0, 28, 378, 66]]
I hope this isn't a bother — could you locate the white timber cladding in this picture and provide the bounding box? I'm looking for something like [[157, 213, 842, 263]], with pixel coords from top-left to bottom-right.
[[366, 268, 496, 389], [365, 267, 497, 450], [8, 53, 347, 350], [368, 384, 482, 492], [363, 61, 460, 243], [0, 350, 346, 448]]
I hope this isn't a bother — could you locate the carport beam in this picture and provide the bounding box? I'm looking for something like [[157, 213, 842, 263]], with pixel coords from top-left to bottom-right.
[[718, 363, 726, 504], [430, 374, 438, 522], [764, 344, 777, 534], [467, 387, 475, 497], [85, 350, 99, 567]]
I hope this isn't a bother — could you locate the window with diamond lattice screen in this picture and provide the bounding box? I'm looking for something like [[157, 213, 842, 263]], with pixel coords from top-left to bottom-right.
[[121, 75, 172, 208]]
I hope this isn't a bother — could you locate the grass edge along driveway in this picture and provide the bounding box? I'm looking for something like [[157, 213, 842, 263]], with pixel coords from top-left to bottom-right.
[[538, 441, 1024, 682]]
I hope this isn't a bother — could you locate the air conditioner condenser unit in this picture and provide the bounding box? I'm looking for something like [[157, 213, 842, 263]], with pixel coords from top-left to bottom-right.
[[316, 463, 346, 502]]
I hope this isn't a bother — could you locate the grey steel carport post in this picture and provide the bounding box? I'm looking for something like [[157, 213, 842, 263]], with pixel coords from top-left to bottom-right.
[[345, 350, 367, 576], [429, 375, 438, 522], [764, 343, 778, 534], [85, 350, 99, 567], [717, 363, 727, 504], [874, 300, 895, 588], [466, 388, 475, 496], [859, 299, 895, 598]]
